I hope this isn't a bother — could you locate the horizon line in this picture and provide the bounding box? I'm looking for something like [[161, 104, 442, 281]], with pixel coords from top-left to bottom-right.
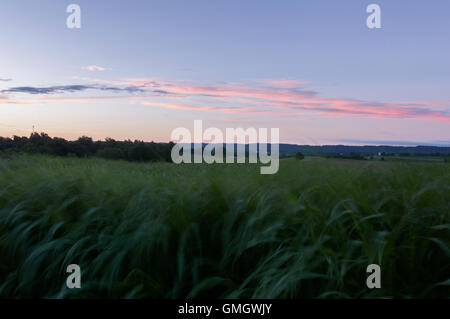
[[1, 132, 449, 148]]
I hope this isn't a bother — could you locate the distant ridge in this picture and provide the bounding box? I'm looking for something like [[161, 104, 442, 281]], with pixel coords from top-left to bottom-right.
[[184, 143, 450, 156], [277, 144, 450, 156]]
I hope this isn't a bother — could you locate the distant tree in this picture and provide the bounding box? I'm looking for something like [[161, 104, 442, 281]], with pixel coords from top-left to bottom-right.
[[48, 137, 70, 156], [128, 142, 151, 162], [104, 137, 117, 148], [295, 152, 305, 160], [74, 136, 95, 157], [0, 132, 174, 163], [29, 132, 50, 145]]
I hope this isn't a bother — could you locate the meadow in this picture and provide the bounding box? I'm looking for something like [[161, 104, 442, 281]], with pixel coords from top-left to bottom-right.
[[0, 155, 448, 298]]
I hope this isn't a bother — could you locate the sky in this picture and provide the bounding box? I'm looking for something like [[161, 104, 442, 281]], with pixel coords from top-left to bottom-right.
[[0, 0, 449, 146]]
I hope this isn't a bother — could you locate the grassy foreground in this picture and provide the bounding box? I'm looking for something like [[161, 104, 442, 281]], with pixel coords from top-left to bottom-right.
[[0, 155, 448, 298]]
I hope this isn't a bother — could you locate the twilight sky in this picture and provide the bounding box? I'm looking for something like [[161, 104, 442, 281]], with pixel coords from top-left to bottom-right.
[[0, 0, 449, 145]]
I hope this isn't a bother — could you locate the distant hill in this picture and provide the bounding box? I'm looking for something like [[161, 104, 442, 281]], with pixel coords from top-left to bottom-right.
[[188, 143, 450, 156], [277, 144, 450, 156]]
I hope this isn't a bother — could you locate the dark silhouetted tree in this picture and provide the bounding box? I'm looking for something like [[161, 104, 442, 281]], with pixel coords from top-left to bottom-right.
[[295, 152, 305, 160]]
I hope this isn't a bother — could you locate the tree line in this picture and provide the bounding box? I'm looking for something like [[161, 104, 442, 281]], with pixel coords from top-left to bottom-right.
[[0, 132, 174, 162]]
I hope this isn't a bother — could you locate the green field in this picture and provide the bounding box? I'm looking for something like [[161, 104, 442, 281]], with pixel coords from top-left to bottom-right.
[[369, 155, 448, 163], [0, 155, 449, 298]]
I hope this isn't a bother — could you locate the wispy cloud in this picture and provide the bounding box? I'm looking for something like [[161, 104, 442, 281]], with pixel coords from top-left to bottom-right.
[[336, 139, 450, 147], [141, 101, 290, 115], [82, 65, 109, 72], [2, 77, 449, 123], [0, 95, 31, 104], [0, 78, 12, 82], [118, 78, 450, 122], [1, 84, 144, 95]]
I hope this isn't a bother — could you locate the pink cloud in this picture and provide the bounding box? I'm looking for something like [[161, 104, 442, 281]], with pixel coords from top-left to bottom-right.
[[122, 78, 449, 122], [82, 65, 109, 72], [140, 101, 291, 115], [4, 76, 449, 122], [0, 95, 32, 104]]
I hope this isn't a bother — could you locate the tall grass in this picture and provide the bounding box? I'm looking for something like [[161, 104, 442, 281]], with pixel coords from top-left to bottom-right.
[[0, 155, 448, 298]]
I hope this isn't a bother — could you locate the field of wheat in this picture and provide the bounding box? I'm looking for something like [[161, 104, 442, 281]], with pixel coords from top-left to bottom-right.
[[0, 155, 448, 298]]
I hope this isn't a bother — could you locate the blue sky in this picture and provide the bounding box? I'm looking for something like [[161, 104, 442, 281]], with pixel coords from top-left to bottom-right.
[[0, 0, 449, 145]]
